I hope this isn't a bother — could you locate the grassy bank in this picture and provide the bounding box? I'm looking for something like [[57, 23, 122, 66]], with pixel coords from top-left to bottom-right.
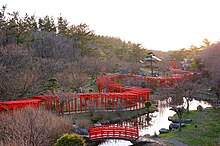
[[70, 104, 157, 130], [160, 108, 220, 146]]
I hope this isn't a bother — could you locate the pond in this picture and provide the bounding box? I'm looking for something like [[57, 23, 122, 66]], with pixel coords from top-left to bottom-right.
[[99, 99, 212, 146]]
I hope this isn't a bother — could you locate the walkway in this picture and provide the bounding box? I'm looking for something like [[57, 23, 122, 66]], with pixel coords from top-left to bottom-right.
[[153, 137, 188, 146]]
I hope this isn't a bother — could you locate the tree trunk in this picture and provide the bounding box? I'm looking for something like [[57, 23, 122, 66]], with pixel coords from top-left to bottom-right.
[[186, 99, 189, 113]]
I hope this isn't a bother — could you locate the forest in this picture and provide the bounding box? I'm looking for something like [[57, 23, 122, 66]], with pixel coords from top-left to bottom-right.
[[0, 5, 150, 101]]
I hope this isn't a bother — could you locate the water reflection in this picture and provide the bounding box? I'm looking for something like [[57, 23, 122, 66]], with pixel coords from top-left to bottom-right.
[[99, 99, 212, 146], [99, 139, 132, 146], [140, 99, 174, 135]]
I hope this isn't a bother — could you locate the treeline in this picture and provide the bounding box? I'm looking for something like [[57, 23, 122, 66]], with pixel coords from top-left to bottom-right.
[[0, 5, 149, 101], [169, 38, 220, 98]]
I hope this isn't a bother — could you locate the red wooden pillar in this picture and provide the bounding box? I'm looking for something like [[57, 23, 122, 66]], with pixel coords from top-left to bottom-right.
[[69, 97, 72, 112], [74, 96, 77, 112], [80, 95, 82, 113], [98, 84, 101, 92], [136, 95, 138, 109], [49, 99, 53, 110], [95, 94, 98, 108], [55, 100, 59, 112], [84, 95, 87, 112], [66, 98, 70, 113], [131, 95, 134, 110]]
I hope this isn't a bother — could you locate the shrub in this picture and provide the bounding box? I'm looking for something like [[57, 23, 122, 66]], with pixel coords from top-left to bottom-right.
[[91, 116, 101, 124], [0, 107, 72, 146], [145, 101, 152, 109], [55, 133, 85, 146]]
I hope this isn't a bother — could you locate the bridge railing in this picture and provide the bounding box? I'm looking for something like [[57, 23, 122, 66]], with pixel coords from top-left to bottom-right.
[[89, 124, 139, 140]]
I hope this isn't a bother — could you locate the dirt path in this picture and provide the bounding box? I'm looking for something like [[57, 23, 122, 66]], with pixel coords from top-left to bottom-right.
[[134, 137, 188, 146], [152, 137, 188, 146]]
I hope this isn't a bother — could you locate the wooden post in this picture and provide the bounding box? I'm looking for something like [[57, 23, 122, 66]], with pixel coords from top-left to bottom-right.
[[84, 96, 87, 111], [74, 96, 77, 113], [67, 98, 70, 114], [80, 96, 82, 113]]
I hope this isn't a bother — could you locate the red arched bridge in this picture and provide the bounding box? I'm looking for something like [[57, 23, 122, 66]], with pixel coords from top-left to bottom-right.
[[89, 124, 139, 142]]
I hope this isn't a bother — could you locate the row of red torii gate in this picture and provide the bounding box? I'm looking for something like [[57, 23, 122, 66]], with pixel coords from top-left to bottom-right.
[[0, 72, 196, 114]]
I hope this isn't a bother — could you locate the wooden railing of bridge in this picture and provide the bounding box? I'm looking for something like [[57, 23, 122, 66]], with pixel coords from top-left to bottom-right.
[[89, 124, 139, 141]]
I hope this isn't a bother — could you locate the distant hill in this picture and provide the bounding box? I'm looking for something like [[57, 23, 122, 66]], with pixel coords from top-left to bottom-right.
[[150, 50, 172, 61]]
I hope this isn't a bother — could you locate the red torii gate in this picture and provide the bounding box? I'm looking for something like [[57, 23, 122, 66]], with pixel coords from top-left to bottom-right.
[[0, 99, 42, 112]]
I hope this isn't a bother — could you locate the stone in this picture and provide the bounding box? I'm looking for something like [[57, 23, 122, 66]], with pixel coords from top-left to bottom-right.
[[168, 117, 192, 123], [159, 128, 169, 134], [182, 118, 192, 123], [169, 123, 185, 130], [197, 105, 203, 111], [72, 125, 88, 135], [168, 118, 181, 123], [142, 134, 150, 137], [93, 122, 101, 126], [100, 120, 110, 125], [75, 127, 89, 135]]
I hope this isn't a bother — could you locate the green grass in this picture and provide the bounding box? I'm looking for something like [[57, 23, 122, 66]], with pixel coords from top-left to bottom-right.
[[160, 108, 220, 146]]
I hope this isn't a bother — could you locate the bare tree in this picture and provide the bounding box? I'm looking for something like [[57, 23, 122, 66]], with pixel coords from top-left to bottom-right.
[[58, 62, 88, 91], [0, 45, 46, 100], [0, 107, 72, 146], [174, 76, 204, 113], [199, 42, 220, 99], [158, 75, 203, 113]]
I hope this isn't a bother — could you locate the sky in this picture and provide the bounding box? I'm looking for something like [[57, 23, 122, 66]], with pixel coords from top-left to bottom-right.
[[1, 0, 220, 51]]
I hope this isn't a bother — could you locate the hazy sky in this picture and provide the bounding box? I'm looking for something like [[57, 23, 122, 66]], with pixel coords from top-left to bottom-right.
[[1, 0, 220, 51]]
